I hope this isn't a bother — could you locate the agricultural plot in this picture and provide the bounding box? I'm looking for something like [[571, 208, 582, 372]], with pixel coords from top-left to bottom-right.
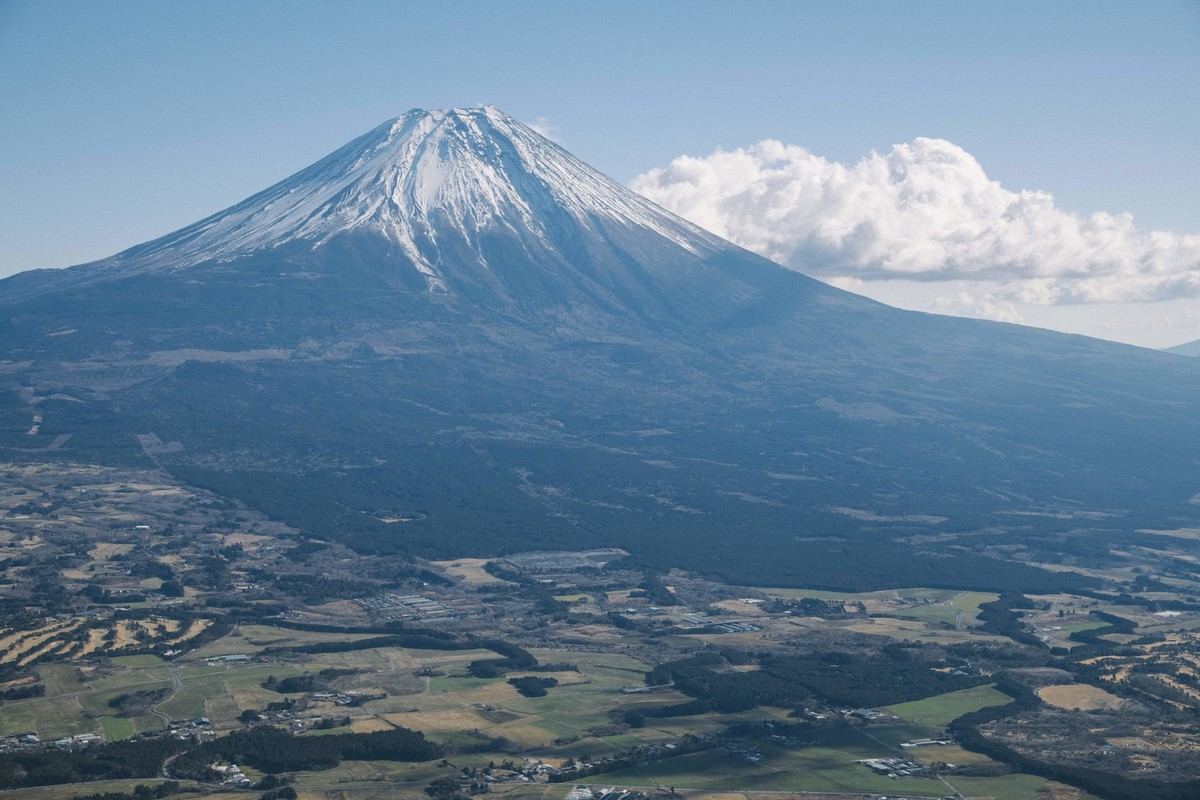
[[185, 623, 375, 659], [1037, 683, 1127, 711], [756, 586, 1003, 645], [891, 591, 997, 627], [0, 484, 1160, 800], [885, 684, 1013, 730], [286, 757, 451, 798], [0, 779, 201, 800], [0, 693, 96, 739], [431, 557, 511, 585], [589, 701, 1080, 800], [0, 653, 314, 739], [375, 651, 664, 751], [0, 615, 211, 668], [589, 735, 948, 796]]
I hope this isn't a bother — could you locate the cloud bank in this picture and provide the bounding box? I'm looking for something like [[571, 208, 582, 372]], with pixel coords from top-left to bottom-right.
[[631, 138, 1200, 305]]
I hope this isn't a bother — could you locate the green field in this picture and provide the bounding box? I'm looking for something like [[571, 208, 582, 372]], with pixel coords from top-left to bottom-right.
[[0, 622, 1102, 800], [884, 683, 1012, 730], [0, 778, 201, 800], [287, 757, 452, 796], [38, 664, 86, 696], [98, 715, 136, 741], [890, 591, 998, 626], [0, 654, 312, 739], [946, 774, 1079, 800], [762, 587, 997, 629], [427, 674, 502, 693], [587, 723, 1070, 800], [590, 736, 949, 795]]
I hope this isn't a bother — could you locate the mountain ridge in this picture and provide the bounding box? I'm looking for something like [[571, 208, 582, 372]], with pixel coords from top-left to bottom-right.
[[3, 108, 1200, 591], [5, 108, 864, 331]]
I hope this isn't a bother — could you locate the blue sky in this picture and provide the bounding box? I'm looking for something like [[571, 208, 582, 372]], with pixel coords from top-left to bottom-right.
[[2, 1, 1198, 344]]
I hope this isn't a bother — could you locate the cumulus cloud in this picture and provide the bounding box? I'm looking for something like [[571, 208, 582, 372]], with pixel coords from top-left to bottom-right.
[[631, 138, 1200, 305]]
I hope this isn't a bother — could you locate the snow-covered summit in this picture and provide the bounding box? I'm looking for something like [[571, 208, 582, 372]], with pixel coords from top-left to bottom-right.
[[108, 107, 727, 291]]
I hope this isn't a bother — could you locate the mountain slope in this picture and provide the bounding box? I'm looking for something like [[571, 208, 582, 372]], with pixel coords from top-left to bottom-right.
[[5, 107, 808, 324], [4, 107, 1200, 591], [1167, 339, 1200, 357]]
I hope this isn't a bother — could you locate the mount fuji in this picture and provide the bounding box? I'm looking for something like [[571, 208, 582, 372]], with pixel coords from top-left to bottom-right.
[[5, 107, 1200, 591]]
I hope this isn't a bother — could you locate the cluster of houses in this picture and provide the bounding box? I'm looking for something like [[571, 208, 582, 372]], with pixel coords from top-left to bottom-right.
[[619, 683, 673, 695], [165, 715, 214, 740], [209, 761, 252, 788], [899, 737, 952, 748], [0, 714, 220, 756], [565, 787, 656, 800], [932, 658, 978, 678], [844, 707, 894, 722], [0, 732, 101, 753], [551, 736, 714, 783], [705, 621, 761, 634], [456, 757, 566, 788], [308, 689, 383, 706], [244, 699, 359, 734], [494, 548, 627, 573], [675, 613, 760, 633], [0, 732, 42, 753], [206, 653, 253, 664], [857, 756, 933, 778], [352, 592, 480, 621], [725, 739, 764, 763]]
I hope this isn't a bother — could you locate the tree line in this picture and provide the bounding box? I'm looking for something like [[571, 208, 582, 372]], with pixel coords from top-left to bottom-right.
[[170, 725, 440, 776]]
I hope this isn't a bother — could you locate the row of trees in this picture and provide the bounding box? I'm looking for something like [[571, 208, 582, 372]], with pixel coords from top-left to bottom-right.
[[0, 737, 187, 790], [171, 725, 440, 776], [641, 646, 986, 718]]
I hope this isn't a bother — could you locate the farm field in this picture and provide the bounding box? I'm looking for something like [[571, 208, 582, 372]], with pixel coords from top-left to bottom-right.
[[0, 779, 201, 800], [0, 486, 1180, 800], [762, 586, 996, 619], [0, 653, 317, 738], [1037, 683, 1127, 711], [375, 650, 671, 750], [430, 558, 511, 585], [0, 615, 212, 668], [885, 684, 1013, 729], [587, 731, 1064, 799], [753, 586, 1004, 645]]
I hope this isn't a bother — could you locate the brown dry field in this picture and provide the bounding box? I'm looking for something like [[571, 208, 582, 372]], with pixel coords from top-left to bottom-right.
[[110, 621, 140, 649], [0, 620, 80, 665], [431, 557, 510, 585], [1037, 683, 1127, 710], [87, 542, 133, 560], [382, 707, 492, 732], [168, 619, 211, 644], [78, 628, 108, 657], [348, 716, 395, 733], [712, 599, 767, 616]]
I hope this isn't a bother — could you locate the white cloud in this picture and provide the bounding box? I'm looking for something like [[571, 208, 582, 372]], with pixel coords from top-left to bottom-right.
[[526, 117, 562, 143], [930, 290, 1024, 324], [631, 138, 1200, 305]]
